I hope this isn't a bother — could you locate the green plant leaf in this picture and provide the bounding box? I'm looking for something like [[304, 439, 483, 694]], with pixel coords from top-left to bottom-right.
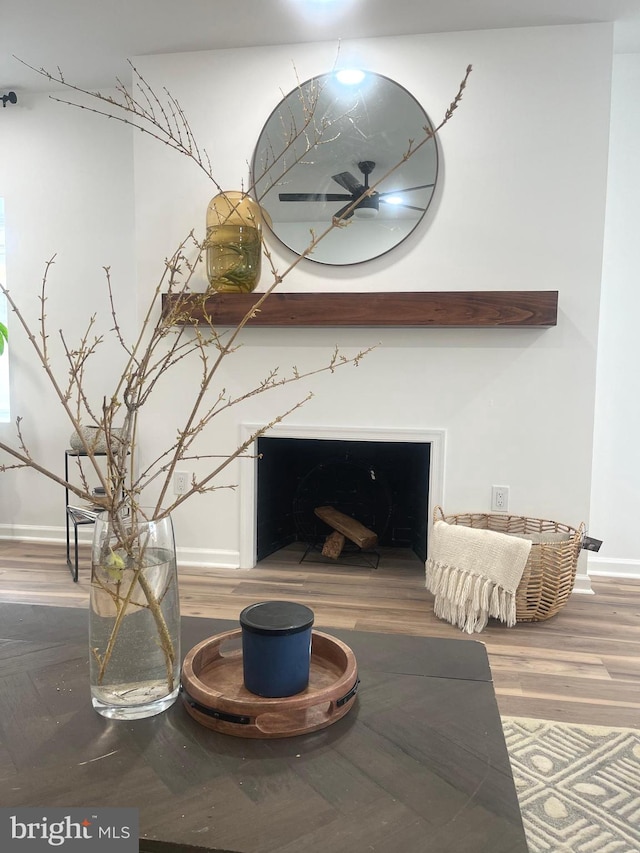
[[0, 322, 7, 356]]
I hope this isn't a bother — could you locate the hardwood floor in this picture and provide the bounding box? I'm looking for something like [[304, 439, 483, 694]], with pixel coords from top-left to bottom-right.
[[0, 539, 638, 728]]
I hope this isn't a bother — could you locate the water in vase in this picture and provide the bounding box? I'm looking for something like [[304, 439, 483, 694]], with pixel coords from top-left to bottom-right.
[[89, 545, 181, 720]]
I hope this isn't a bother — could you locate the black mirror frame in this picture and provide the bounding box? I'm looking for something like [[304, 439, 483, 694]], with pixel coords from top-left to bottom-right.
[[251, 70, 439, 266]]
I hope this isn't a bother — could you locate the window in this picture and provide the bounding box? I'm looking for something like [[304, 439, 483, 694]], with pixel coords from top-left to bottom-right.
[[0, 198, 10, 423]]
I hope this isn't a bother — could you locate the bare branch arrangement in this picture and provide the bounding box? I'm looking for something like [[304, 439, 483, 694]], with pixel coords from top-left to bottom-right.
[[0, 59, 470, 714]]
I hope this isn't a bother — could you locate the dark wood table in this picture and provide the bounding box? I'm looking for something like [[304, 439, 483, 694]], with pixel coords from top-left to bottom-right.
[[0, 603, 528, 852]]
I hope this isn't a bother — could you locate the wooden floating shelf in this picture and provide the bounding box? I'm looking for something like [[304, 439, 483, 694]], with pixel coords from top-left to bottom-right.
[[161, 290, 558, 328]]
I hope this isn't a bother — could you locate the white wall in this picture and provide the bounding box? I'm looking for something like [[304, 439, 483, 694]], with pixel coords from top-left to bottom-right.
[[131, 24, 611, 585], [589, 54, 640, 579], [0, 24, 614, 594], [0, 92, 135, 537]]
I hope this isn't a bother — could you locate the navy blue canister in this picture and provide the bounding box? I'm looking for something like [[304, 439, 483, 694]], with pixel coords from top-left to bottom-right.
[[239, 601, 314, 698]]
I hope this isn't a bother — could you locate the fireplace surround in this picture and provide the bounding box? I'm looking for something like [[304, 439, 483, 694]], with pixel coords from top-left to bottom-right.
[[239, 425, 445, 569]]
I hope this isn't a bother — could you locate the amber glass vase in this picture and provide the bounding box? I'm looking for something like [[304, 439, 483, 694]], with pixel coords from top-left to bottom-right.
[[206, 191, 262, 293]]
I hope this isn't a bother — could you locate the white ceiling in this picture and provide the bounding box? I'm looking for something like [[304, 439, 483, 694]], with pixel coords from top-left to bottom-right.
[[3, 0, 640, 96]]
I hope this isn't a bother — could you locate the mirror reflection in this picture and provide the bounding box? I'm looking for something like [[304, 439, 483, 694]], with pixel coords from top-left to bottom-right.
[[251, 70, 439, 266]]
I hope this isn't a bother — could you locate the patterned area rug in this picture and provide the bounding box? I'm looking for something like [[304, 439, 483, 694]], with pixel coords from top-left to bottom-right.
[[502, 717, 640, 853]]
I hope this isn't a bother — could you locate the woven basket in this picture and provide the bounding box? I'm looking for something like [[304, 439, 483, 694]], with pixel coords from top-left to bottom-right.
[[433, 507, 585, 622]]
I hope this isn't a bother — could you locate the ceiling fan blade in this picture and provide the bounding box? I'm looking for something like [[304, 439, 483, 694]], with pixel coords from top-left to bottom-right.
[[379, 199, 426, 213], [333, 201, 355, 221], [379, 183, 435, 196], [278, 193, 352, 202], [332, 171, 364, 194]]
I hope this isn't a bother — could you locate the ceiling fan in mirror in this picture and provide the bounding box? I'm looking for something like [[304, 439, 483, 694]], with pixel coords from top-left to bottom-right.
[[278, 160, 435, 220], [252, 68, 439, 264]]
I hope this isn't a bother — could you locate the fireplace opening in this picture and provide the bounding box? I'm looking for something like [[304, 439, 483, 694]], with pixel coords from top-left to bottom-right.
[[256, 437, 430, 564]]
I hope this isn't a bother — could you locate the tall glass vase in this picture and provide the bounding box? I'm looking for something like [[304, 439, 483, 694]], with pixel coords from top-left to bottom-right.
[[89, 509, 181, 720]]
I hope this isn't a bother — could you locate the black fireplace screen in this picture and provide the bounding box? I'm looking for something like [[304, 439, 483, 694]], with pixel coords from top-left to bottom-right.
[[256, 437, 430, 563], [292, 457, 392, 549]]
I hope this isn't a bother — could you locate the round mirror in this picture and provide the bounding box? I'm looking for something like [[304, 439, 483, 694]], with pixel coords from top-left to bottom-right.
[[251, 70, 439, 266]]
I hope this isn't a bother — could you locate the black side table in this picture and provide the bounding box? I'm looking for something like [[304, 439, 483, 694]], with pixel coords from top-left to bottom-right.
[[64, 449, 104, 582]]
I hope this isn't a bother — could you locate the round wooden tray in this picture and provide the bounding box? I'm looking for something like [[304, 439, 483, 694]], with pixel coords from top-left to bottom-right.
[[180, 629, 359, 738]]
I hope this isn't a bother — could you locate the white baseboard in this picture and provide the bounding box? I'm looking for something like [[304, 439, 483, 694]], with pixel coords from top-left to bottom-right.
[[9, 525, 633, 582], [0, 524, 78, 543], [0, 525, 241, 569], [572, 573, 594, 594], [587, 555, 640, 579], [175, 547, 240, 569]]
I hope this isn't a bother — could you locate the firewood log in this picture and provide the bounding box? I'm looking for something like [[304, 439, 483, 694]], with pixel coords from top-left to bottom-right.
[[314, 506, 378, 550], [322, 531, 346, 559]]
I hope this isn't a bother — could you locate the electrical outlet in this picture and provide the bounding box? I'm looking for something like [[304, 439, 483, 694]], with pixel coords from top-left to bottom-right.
[[491, 485, 509, 512], [174, 471, 189, 495]]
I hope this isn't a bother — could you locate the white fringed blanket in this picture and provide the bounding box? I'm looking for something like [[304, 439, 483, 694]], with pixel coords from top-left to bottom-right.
[[426, 520, 532, 633]]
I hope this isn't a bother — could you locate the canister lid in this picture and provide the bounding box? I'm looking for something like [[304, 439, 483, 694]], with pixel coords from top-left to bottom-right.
[[239, 601, 314, 636]]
